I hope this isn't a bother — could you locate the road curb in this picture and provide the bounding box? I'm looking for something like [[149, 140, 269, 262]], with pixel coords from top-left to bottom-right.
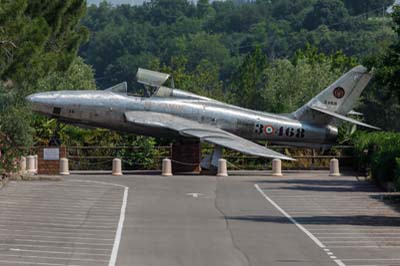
[[8, 174, 63, 182]]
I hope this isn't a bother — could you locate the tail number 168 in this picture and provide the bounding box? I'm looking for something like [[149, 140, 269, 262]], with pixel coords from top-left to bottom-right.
[[255, 124, 305, 138]]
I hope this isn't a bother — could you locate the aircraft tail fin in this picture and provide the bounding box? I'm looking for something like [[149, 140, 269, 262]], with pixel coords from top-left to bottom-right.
[[291, 65, 374, 126]]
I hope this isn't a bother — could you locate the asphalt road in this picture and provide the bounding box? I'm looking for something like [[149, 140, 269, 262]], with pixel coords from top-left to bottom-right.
[[1, 172, 400, 266]]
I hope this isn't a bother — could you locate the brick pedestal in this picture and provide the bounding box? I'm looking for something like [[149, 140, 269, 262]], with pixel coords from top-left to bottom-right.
[[172, 141, 201, 173], [38, 146, 67, 175]]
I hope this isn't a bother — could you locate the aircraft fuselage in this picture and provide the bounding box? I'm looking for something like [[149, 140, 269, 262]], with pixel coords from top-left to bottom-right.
[[27, 90, 337, 148]]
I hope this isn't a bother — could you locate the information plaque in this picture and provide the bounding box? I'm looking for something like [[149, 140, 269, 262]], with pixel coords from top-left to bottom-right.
[[43, 148, 60, 160]]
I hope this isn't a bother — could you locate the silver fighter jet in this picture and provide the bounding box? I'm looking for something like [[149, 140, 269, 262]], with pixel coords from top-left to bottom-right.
[[27, 66, 379, 167]]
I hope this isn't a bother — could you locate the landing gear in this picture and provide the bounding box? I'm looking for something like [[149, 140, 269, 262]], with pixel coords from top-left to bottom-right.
[[200, 145, 222, 171]]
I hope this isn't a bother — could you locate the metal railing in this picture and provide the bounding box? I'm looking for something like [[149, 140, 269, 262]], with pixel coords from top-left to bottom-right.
[[67, 145, 172, 171], [62, 145, 354, 171]]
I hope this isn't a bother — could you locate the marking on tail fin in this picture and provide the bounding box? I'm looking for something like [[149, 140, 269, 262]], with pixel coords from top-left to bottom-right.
[[291, 65, 373, 125], [333, 87, 345, 99]]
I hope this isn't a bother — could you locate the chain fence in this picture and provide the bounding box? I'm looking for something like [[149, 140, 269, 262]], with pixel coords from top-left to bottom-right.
[[61, 145, 354, 171]]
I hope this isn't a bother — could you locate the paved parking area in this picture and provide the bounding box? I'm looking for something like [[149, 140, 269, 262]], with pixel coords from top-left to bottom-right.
[[0, 180, 127, 266], [1, 172, 400, 266], [255, 173, 400, 266]]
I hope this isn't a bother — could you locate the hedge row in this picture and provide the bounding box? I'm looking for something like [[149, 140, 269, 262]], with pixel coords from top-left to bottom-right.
[[352, 132, 400, 189]]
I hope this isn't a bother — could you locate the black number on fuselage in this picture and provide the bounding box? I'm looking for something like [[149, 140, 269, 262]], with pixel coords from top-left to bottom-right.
[[277, 127, 284, 136], [296, 128, 305, 138], [255, 124, 264, 134], [285, 127, 294, 137]]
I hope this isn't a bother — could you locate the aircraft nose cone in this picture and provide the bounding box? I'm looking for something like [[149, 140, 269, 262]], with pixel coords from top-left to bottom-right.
[[26, 92, 59, 115], [26, 92, 57, 104], [26, 93, 37, 103]]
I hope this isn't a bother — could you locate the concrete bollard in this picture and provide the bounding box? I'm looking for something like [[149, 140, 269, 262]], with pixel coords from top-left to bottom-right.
[[162, 158, 172, 176], [59, 158, 70, 175], [329, 158, 340, 176], [27, 155, 35, 174], [19, 156, 26, 174], [272, 159, 283, 176], [112, 158, 123, 176], [217, 159, 228, 177], [34, 155, 38, 173]]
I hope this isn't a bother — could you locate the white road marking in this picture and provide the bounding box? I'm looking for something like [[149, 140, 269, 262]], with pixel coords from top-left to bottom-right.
[[255, 184, 325, 248], [324, 241, 400, 243], [0, 224, 116, 233], [345, 265, 400, 266], [255, 184, 346, 266], [109, 186, 129, 266], [0, 228, 115, 237], [0, 253, 107, 262], [342, 258, 400, 261], [345, 265, 396, 266], [8, 248, 108, 257], [12, 239, 112, 246], [334, 260, 347, 266], [321, 236, 400, 239], [186, 193, 203, 198], [316, 233, 400, 235], [0, 260, 79, 266], [310, 228, 400, 231], [0, 214, 116, 222], [328, 246, 400, 249], [0, 220, 117, 229], [0, 243, 110, 251], [0, 233, 113, 241]]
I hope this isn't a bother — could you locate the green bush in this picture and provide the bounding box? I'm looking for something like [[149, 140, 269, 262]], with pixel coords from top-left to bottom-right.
[[352, 132, 400, 188], [395, 157, 400, 189]]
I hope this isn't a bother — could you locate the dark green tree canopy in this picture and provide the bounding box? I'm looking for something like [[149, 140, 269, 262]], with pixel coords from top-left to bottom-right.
[[304, 0, 349, 30], [0, 0, 89, 86], [0, 0, 92, 173]]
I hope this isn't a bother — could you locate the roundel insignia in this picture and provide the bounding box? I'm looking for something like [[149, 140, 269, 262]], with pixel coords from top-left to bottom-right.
[[333, 87, 345, 99], [264, 125, 274, 135]]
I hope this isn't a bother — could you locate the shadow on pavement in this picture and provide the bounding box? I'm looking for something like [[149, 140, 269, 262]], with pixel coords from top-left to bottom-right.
[[254, 179, 382, 193], [226, 215, 400, 226]]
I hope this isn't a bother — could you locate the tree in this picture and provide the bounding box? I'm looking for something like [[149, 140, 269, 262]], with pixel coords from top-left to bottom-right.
[[0, 0, 90, 173], [361, 6, 400, 131], [231, 47, 268, 109], [304, 0, 349, 30], [343, 0, 393, 16], [0, 0, 89, 85], [0, 84, 33, 173]]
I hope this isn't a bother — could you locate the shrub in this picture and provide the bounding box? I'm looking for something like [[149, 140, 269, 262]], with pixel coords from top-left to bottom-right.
[[352, 131, 400, 189]]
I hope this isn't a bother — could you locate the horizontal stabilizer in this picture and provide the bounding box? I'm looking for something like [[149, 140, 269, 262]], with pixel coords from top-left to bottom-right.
[[348, 110, 363, 116], [125, 111, 295, 161], [310, 105, 380, 130], [136, 68, 170, 87]]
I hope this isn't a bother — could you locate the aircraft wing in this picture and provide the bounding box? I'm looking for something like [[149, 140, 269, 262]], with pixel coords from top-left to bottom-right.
[[125, 111, 295, 161], [310, 105, 380, 130]]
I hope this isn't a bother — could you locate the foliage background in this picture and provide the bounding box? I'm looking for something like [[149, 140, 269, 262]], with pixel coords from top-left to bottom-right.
[[1, 0, 400, 174]]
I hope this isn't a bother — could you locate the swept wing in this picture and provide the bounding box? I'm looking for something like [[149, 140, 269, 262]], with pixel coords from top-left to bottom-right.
[[124, 111, 295, 161]]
